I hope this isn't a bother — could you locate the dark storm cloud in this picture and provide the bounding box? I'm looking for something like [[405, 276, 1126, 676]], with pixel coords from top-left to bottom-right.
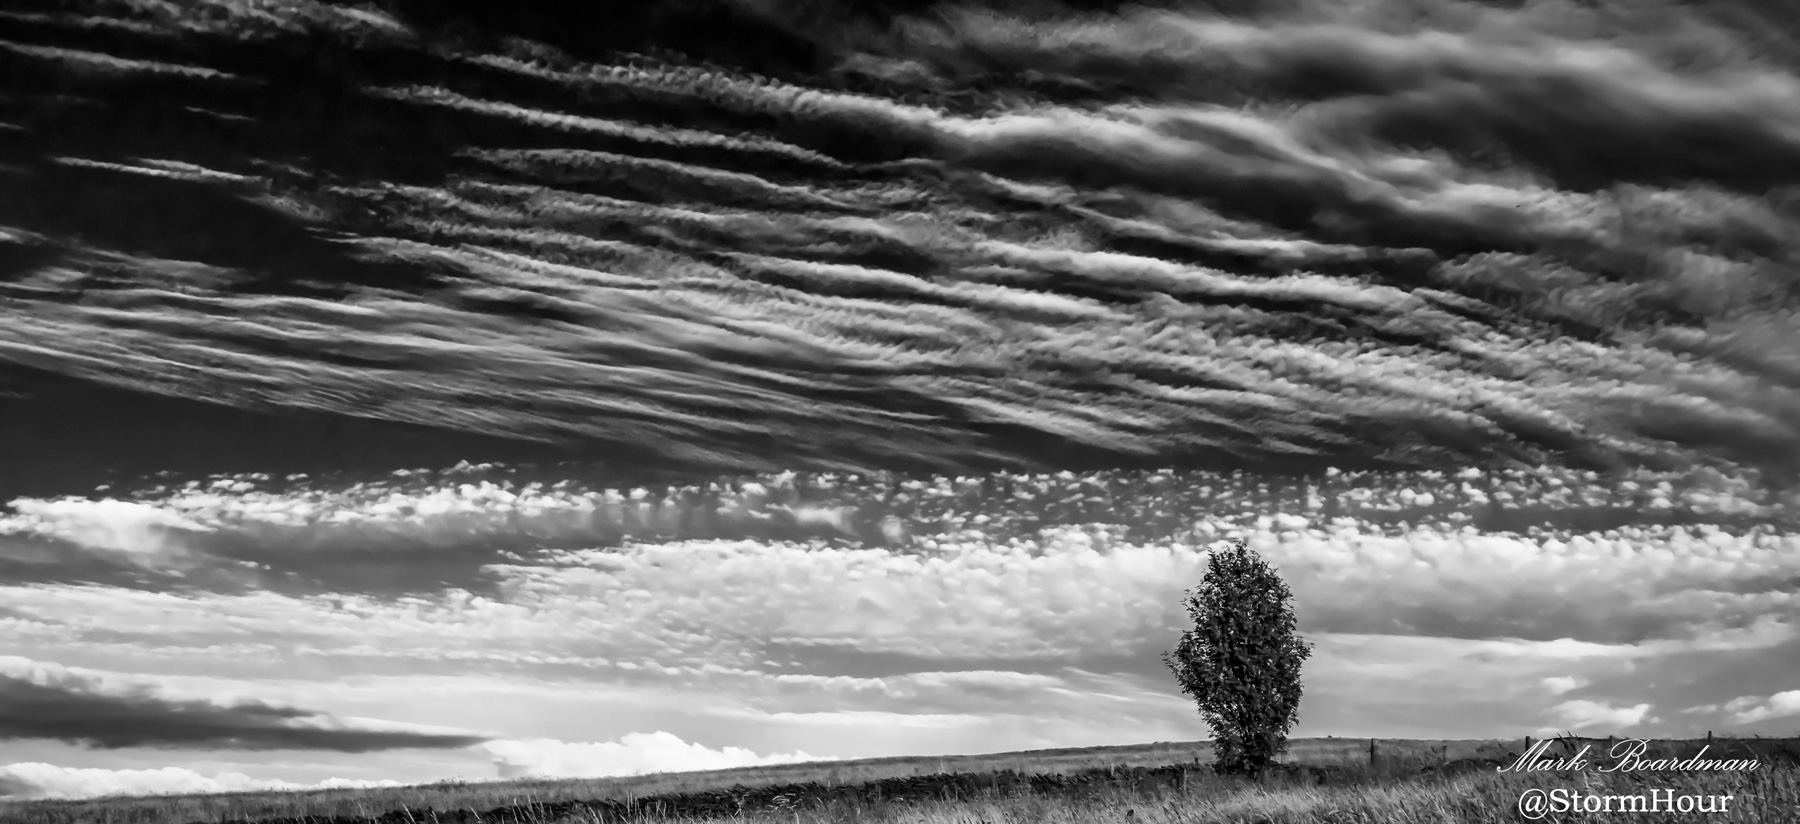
[[0, 660, 488, 752], [0, 773, 33, 798]]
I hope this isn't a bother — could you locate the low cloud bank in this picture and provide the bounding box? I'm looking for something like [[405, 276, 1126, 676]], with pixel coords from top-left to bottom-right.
[[483, 732, 831, 779], [0, 762, 401, 801], [1720, 690, 1800, 725]]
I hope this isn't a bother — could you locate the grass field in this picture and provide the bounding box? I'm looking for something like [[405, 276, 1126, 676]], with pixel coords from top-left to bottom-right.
[[4, 735, 1795, 824]]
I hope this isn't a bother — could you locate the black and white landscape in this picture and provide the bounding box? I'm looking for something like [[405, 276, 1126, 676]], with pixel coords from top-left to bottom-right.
[[2, 0, 1799, 805]]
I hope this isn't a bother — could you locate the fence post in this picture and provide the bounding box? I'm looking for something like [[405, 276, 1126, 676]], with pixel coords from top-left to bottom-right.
[[1607, 735, 1614, 751], [1525, 735, 1532, 754], [1707, 731, 1714, 744], [1369, 738, 1377, 767]]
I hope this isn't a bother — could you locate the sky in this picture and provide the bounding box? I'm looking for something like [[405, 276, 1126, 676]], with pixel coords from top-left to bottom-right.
[[3, 464, 1796, 800], [3, 0, 1800, 803]]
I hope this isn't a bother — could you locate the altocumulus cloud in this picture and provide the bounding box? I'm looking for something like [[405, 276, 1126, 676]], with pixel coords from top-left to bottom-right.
[[4, 463, 1795, 759], [0, 657, 489, 752]]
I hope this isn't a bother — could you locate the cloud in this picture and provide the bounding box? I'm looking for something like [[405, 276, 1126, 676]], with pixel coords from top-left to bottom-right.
[[481, 732, 830, 779], [1542, 676, 1584, 696], [4, 464, 1795, 674], [0, 762, 401, 801], [0, 499, 224, 590], [10, 460, 1786, 632], [1, 460, 1789, 756], [1, 499, 212, 561], [1547, 699, 1654, 732], [0, 657, 488, 752], [15, 0, 1800, 486], [0, 772, 32, 799], [883, 0, 1800, 193], [1723, 690, 1800, 725]]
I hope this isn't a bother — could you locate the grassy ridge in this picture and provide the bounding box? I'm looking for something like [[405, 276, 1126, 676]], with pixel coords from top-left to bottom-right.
[[3, 736, 1794, 823]]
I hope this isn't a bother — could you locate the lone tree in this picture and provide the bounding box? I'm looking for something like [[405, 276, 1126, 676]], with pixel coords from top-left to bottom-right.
[[1164, 538, 1312, 777]]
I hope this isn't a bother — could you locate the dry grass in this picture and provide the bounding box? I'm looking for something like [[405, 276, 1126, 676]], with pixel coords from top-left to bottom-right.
[[4, 736, 1793, 824], [727, 766, 1799, 824]]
